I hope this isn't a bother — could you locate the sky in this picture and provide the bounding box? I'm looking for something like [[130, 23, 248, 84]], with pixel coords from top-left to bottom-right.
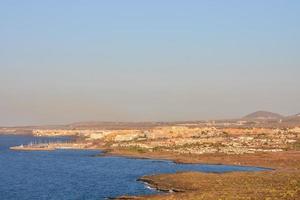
[[0, 0, 300, 126]]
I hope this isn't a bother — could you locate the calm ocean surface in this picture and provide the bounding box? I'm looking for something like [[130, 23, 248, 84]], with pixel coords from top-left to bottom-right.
[[0, 134, 266, 200]]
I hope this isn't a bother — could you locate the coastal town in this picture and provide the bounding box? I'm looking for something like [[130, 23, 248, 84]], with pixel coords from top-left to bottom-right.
[[3, 111, 300, 199], [10, 125, 300, 155], [8, 111, 300, 156]]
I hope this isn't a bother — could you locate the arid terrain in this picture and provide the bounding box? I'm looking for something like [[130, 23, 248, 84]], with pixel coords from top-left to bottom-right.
[[3, 111, 300, 199]]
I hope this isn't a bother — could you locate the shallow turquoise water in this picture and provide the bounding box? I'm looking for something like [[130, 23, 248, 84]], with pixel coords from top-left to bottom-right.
[[0, 135, 267, 200]]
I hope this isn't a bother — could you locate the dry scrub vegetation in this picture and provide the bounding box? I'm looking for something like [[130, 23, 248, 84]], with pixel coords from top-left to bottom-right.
[[127, 171, 300, 200]]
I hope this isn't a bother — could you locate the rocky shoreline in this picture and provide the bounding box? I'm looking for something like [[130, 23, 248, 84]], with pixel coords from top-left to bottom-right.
[[110, 150, 300, 199]]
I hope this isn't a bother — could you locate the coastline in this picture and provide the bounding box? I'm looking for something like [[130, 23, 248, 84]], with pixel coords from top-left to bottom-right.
[[4, 133, 300, 199], [103, 149, 300, 199], [102, 148, 300, 170]]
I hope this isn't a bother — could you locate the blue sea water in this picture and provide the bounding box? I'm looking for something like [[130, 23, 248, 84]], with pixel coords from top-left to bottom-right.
[[0, 134, 267, 200]]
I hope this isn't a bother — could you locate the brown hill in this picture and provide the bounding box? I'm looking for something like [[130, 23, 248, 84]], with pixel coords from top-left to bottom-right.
[[243, 111, 283, 120]]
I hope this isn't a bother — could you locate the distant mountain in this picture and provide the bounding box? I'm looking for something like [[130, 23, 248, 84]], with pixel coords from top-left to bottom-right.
[[285, 113, 300, 118], [68, 121, 172, 130], [283, 113, 300, 122], [243, 111, 283, 120]]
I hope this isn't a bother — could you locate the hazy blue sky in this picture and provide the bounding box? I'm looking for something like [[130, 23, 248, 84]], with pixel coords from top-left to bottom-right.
[[1, 0, 300, 126]]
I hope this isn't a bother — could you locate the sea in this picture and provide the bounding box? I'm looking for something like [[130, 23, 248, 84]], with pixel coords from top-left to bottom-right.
[[0, 134, 267, 200]]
